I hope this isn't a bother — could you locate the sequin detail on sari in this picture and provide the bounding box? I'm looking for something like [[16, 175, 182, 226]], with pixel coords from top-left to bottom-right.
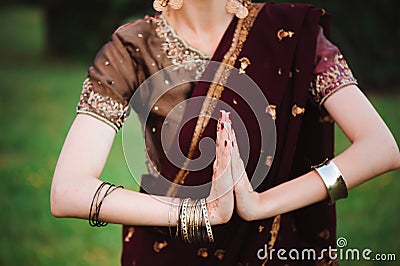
[[310, 54, 358, 105]]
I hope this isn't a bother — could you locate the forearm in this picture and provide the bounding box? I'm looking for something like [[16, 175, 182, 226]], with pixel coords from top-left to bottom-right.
[[52, 177, 176, 226], [239, 86, 400, 221], [52, 175, 229, 226], [252, 128, 400, 220], [51, 115, 229, 226]]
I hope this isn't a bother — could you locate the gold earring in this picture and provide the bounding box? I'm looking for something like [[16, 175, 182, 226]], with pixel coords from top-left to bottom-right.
[[168, 0, 183, 10], [225, 0, 249, 19], [153, 0, 168, 12]]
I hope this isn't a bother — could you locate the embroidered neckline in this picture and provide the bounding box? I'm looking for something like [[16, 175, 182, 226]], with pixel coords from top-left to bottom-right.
[[157, 14, 211, 59], [152, 15, 211, 80]]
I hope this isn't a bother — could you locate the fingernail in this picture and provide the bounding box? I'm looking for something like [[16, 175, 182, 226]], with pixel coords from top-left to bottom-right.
[[221, 122, 224, 130], [224, 140, 228, 147], [232, 141, 234, 147], [219, 110, 223, 119]]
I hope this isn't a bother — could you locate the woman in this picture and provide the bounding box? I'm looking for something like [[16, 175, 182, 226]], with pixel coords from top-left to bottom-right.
[[50, 0, 400, 265]]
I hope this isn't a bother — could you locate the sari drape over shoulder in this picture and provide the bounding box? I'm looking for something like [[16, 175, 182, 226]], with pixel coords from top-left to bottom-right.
[[76, 2, 357, 265]]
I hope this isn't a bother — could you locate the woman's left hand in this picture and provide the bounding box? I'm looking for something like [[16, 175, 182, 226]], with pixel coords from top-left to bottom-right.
[[230, 129, 263, 221]]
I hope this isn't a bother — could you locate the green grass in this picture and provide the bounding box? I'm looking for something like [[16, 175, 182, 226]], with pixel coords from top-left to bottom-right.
[[0, 6, 399, 266], [335, 94, 400, 266]]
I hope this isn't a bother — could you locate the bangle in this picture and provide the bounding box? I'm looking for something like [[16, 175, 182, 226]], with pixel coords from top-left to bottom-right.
[[181, 198, 189, 243], [168, 199, 173, 238], [174, 198, 214, 243], [89, 182, 123, 227], [175, 199, 182, 239], [312, 159, 348, 205], [200, 198, 214, 243]]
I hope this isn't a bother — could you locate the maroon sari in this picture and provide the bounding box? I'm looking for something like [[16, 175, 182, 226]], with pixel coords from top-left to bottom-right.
[[121, 3, 338, 265]]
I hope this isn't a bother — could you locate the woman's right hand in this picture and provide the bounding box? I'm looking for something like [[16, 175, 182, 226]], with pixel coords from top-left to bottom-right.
[[206, 110, 235, 224]]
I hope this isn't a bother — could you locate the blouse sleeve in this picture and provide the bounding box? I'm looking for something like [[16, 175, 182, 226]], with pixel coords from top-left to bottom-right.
[[76, 30, 139, 131], [309, 27, 358, 106]]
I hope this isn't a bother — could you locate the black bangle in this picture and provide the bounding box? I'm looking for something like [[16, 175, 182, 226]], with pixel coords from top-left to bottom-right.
[[89, 182, 123, 227]]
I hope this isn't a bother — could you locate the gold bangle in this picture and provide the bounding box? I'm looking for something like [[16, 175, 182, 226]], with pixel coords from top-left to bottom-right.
[[200, 198, 214, 243], [181, 198, 189, 243], [189, 199, 198, 243], [194, 200, 201, 243], [187, 199, 195, 243], [176, 199, 182, 239], [312, 159, 348, 205]]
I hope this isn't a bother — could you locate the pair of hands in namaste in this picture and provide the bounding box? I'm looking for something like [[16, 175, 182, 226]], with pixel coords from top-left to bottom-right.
[[207, 110, 261, 224]]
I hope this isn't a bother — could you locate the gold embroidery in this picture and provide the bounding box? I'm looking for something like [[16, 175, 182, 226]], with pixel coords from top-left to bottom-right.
[[261, 214, 281, 266], [197, 248, 209, 258], [239, 57, 251, 74], [265, 105, 277, 120], [265, 156, 273, 167], [319, 114, 334, 123], [153, 240, 168, 253], [124, 227, 135, 242], [310, 54, 358, 105], [153, 15, 210, 80], [291, 104, 305, 117], [166, 3, 264, 197], [318, 228, 330, 240], [214, 249, 225, 260], [258, 225, 265, 233], [76, 78, 129, 131], [277, 29, 295, 41]]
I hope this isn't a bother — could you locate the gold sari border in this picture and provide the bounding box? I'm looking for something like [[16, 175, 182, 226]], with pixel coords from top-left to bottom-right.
[[166, 3, 265, 197]]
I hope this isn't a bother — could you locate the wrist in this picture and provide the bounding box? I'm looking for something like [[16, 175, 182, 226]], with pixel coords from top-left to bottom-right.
[[205, 196, 232, 225]]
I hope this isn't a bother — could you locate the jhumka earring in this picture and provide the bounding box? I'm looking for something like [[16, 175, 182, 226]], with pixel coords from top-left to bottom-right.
[[153, 0, 168, 11], [153, 0, 183, 11], [225, 0, 250, 19]]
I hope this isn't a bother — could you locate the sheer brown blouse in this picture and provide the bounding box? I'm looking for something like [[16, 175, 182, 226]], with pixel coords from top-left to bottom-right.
[[76, 15, 357, 171]]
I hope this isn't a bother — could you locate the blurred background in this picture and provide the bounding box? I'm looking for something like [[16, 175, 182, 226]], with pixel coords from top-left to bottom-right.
[[0, 0, 398, 265]]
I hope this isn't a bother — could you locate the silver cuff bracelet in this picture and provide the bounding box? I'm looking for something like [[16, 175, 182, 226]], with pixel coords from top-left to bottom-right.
[[312, 159, 348, 205]]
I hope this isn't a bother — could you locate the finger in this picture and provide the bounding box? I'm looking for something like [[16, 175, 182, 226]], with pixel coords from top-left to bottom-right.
[[216, 137, 232, 175], [215, 115, 232, 179], [230, 129, 242, 170], [230, 130, 251, 191]]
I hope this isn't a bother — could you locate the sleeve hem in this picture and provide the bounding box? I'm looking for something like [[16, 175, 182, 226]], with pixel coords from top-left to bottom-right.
[[76, 110, 119, 132], [319, 81, 358, 106]]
